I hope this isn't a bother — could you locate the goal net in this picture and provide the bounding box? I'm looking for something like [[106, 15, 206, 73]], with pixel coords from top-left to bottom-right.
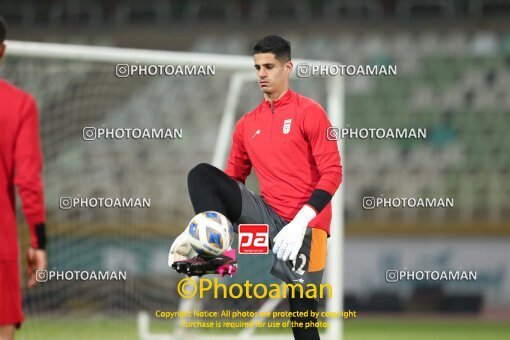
[[4, 41, 344, 340]]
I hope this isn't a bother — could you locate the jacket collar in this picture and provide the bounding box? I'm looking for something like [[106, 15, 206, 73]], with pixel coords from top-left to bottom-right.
[[263, 89, 294, 109]]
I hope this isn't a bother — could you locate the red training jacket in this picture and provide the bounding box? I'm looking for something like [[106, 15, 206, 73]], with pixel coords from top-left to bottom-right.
[[225, 89, 342, 235], [0, 79, 46, 260]]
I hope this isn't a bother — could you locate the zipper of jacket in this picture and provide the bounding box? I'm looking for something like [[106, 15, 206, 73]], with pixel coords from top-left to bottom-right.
[[270, 101, 274, 140]]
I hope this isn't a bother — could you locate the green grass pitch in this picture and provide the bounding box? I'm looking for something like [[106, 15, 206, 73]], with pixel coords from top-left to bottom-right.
[[16, 317, 510, 340]]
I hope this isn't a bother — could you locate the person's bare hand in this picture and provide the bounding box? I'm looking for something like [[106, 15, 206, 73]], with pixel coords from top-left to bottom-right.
[[27, 247, 47, 288]]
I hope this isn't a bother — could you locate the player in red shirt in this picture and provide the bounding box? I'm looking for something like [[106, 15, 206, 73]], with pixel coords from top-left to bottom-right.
[[169, 35, 342, 340], [0, 16, 48, 340]]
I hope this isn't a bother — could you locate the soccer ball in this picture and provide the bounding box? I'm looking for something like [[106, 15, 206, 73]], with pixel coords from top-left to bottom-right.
[[187, 211, 234, 257]]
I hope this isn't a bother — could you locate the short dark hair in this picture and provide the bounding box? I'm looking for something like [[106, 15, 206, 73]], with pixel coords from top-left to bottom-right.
[[0, 16, 6, 43], [253, 35, 291, 62]]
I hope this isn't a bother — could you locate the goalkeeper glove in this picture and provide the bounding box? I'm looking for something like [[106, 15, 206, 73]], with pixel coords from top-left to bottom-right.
[[168, 227, 196, 267], [273, 205, 316, 261]]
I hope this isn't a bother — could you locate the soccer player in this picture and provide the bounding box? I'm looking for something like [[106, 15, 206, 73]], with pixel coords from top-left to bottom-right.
[[0, 16, 48, 340], [169, 35, 342, 340]]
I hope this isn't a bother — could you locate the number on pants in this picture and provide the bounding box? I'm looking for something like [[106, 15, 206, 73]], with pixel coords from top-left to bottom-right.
[[291, 254, 307, 276]]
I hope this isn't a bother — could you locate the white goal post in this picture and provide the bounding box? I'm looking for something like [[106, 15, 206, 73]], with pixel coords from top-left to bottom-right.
[[5, 40, 345, 340]]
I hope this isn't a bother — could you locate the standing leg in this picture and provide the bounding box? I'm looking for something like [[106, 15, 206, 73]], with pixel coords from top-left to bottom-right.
[[0, 325, 15, 340], [289, 297, 320, 340]]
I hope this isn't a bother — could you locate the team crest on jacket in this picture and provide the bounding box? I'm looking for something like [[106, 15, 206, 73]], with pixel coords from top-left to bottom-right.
[[283, 119, 292, 134]]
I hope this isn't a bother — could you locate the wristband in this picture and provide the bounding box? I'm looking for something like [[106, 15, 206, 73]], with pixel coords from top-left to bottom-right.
[[35, 223, 47, 250], [306, 189, 333, 214]]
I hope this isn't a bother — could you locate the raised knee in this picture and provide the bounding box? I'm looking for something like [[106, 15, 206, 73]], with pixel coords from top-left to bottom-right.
[[188, 163, 214, 181]]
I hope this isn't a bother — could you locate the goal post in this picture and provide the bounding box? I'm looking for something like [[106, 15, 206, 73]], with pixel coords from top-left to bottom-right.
[[4, 40, 344, 340]]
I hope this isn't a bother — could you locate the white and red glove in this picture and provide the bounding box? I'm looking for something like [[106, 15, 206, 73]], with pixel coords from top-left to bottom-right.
[[273, 205, 317, 261]]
